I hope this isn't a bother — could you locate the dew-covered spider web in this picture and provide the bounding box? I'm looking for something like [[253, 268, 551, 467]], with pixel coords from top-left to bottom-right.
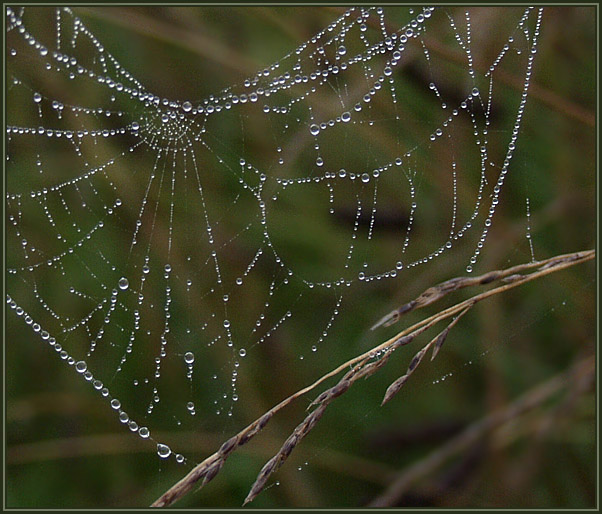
[[6, 6, 544, 470]]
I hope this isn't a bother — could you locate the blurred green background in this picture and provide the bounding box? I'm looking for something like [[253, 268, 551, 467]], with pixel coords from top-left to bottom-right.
[[5, 6, 596, 508]]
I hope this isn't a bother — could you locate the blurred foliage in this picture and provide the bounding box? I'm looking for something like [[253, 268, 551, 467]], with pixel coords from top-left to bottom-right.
[[5, 6, 595, 508]]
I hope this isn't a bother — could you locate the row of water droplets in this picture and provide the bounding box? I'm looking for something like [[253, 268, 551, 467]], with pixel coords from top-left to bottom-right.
[[6, 293, 182, 462]]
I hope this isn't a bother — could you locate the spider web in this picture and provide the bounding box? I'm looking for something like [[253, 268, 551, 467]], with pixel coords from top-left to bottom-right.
[[6, 6, 543, 468]]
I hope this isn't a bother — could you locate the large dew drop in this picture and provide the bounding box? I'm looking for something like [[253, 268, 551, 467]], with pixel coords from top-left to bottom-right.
[[157, 443, 172, 459], [118, 277, 129, 290]]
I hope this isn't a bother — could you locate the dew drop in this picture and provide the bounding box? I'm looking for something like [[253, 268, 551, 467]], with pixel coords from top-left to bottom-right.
[[184, 352, 195, 364], [309, 124, 320, 136], [118, 277, 129, 290], [157, 443, 171, 459]]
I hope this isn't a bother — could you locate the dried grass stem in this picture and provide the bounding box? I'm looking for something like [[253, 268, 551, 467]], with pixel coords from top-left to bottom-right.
[[151, 249, 594, 507]]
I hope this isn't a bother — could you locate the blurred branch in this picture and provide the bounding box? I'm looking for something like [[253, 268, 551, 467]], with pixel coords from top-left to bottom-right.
[[326, 6, 595, 128], [368, 354, 594, 507], [8, 391, 94, 422], [151, 249, 594, 507], [420, 34, 595, 128], [7, 430, 396, 487], [76, 7, 258, 76]]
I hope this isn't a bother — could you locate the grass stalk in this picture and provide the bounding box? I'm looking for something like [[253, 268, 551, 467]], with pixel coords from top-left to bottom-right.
[[151, 249, 594, 507]]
